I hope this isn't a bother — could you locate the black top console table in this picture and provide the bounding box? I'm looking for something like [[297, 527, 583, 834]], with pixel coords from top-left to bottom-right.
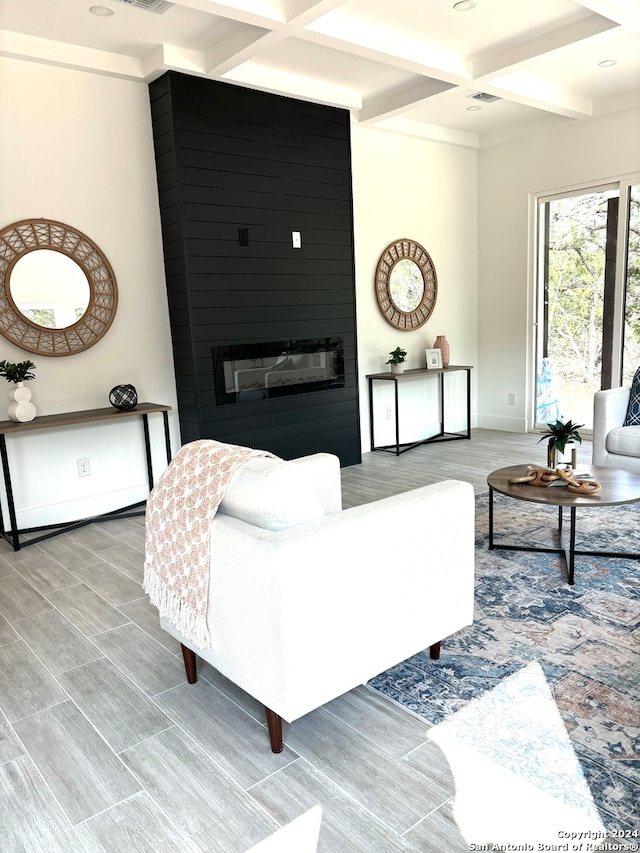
[[0, 402, 172, 550], [367, 366, 472, 456]]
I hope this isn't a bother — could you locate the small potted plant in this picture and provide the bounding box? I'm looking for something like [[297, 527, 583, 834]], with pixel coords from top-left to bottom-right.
[[0, 359, 37, 384], [0, 360, 37, 422], [386, 347, 407, 374], [538, 418, 583, 468]]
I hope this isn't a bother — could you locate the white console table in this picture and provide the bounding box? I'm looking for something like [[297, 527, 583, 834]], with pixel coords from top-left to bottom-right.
[[367, 366, 472, 456], [0, 402, 172, 551]]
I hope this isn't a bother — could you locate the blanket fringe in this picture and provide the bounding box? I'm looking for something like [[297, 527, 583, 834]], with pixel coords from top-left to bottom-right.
[[143, 562, 211, 651]]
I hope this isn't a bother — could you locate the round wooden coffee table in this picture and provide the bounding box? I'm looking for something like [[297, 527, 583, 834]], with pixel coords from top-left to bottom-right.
[[487, 464, 640, 585]]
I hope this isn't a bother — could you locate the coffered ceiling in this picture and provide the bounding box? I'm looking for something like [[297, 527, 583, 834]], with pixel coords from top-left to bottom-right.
[[1, 0, 639, 147]]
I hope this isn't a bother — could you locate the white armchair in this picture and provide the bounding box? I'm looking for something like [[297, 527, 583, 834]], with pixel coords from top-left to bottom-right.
[[154, 450, 475, 752], [593, 387, 640, 474]]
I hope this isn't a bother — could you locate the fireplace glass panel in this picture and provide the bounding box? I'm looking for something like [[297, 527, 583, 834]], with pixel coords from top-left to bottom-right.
[[213, 338, 345, 405]]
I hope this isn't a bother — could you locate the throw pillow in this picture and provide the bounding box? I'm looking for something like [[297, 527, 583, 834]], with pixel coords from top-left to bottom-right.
[[624, 366, 640, 426], [219, 456, 324, 530]]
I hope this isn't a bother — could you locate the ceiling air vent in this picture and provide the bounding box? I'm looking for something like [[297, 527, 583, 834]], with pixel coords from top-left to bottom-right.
[[469, 92, 501, 104], [113, 0, 173, 13]]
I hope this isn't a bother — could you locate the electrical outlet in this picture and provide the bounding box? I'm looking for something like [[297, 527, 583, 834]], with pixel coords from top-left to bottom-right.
[[386, 405, 393, 419], [508, 393, 516, 406], [77, 458, 90, 477]]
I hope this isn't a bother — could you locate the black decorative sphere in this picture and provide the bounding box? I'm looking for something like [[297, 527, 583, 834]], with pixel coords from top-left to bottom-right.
[[109, 384, 138, 410]]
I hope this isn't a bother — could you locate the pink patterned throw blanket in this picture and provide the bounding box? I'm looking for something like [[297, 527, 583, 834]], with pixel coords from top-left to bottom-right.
[[143, 439, 274, 650]]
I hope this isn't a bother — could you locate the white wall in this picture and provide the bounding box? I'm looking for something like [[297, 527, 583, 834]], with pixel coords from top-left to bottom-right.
[[0, 58, 179, 527], [351, 124, 478, 452], [477, 107, 640, 432]]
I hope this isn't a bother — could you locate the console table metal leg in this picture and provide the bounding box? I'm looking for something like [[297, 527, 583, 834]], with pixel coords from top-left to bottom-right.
[[466, 369, 471, 438], [162, 411, 171, 463], [439, 373, 445, 436], [394, 380, 400, 455], [142, 414, 154, 490], [368, 378, 374, 451], [0, 435, 20, 550]]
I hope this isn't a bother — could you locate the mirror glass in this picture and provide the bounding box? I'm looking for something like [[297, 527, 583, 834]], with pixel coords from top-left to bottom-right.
[[9, 250, 90, 329], [389, 259, 424, 312]]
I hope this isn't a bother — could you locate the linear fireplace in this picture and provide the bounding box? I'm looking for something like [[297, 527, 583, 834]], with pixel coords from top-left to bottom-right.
[[213, 338, 345, 406]]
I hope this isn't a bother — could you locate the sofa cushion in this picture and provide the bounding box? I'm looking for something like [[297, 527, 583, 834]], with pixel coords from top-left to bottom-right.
[[218, 456, 325, 531], [606, 426, 640, 458], [623, 366, 640, 426]]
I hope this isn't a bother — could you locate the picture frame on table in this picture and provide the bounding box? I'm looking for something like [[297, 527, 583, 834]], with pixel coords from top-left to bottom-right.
[[425, 348, 443, 369]]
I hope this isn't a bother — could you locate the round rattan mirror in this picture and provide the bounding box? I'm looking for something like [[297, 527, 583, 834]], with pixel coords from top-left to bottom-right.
[[0, 219, 118, 356], [374, 238, 437, 330]]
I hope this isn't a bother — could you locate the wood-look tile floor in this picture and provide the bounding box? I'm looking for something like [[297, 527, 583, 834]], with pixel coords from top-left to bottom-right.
[[0, 429, 590, 852]]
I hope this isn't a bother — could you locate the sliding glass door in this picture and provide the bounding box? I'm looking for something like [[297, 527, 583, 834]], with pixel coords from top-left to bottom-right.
[[622, 183, 640, 384], [535, 179, 640, 431]]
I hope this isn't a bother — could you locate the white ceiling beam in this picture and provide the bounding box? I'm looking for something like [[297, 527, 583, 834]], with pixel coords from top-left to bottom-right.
[[295, 28, 471, 84], [168, 0, 285, 28], [204, 29, 285, 75], [143, 44, 209, 81], [483, 74, 593, 119], [284, 0, 349, 26], [294, 27, 594, 124], [296, 25, 594, 123], [223, 65, 361, 109], [358, 79, 456, 124], [573, 0, 640, 33], [0, 30, 144, 80], [473, 13, 619, 79], [374, 117, 480, 150]]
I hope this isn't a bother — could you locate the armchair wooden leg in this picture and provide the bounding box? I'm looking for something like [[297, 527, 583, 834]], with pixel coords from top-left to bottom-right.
[[265, 707, 283, 753], [181, 644, 198, 683], [429, 641, 441, 660]]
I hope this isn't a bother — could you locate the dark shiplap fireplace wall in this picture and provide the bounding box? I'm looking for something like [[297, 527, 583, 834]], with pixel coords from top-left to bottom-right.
[[149, 72, 361, 466]]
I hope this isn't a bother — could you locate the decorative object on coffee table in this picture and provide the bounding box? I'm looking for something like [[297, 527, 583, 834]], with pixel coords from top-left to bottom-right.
[[554, 466, 601, 494], [508, 465, 601, 494], [508, 466, 560, 487], [538, 418, 583, 468], [0, 359, 37, 422], [109, 384, 138, 410], [432, 335, 450, 367], [385, 347, 407, 374]]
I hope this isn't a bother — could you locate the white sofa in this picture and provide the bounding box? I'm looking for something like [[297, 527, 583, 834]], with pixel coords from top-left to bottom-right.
[[592, 387, 640, 474], [157, 451, 475, 752]]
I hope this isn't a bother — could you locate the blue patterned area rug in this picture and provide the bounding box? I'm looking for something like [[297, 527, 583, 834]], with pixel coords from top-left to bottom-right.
[[369, 492, 640, 845]]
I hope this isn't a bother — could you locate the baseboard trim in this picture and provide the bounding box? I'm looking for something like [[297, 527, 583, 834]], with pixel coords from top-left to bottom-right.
[[477, 414, 529, 432]]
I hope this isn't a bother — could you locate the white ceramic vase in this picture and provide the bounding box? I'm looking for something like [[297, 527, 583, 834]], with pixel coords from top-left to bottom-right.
[[7, 381, 36, 422], [390, 363, 405, 374]]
